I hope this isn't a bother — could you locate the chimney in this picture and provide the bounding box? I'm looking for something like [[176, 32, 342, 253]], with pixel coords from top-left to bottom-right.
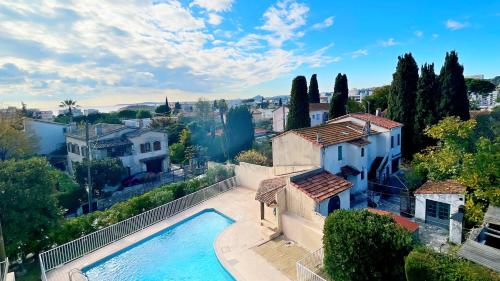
[[363, 121, 371, 136], [95, 123, 103, 136], [375, 108, 381, 116]]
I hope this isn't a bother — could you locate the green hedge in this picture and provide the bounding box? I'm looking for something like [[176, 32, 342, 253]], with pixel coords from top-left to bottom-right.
[[49, 165, 233, 246], [405, 247, 500, 281], [323, 209, 414, 281]]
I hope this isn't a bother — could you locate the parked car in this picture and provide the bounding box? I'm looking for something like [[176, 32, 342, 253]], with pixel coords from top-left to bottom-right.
[[121, 172, 159, 188]]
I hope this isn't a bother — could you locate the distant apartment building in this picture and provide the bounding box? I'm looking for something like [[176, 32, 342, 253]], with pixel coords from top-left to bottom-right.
[[23, 118, 69, 155], [65, 123, 169, 176], [0, 106, 19, 120], [28, 109, 54, 121], [84, 109, 99, 115], [349, 88, 374, 102], [272, 103, 329, 132], [320, 92, 333, 103], [469, 91, 499, 109]]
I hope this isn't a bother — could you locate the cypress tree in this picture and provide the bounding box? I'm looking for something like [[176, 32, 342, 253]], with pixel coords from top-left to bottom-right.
[[329, 73, 349, 118], [438, 51, 469, 120], [225, 106, 254, 159], [414, 63, 439, 150], [164, 96, 171, 115], [308, 74, 320, 103], [387, 53, 419, 159], [286, 76, 311, 130]]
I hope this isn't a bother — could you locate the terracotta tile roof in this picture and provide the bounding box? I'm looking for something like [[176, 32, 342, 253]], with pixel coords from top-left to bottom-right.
[[415, 180, 466, 195], [255, 177, 287, 207], [348, 138, 371, 147], [289, 121, 371, 147], [291, 170, 352, 202], [66, 123, 126, 140], [329, 113, 402, 129], [309, 103, 329, 112], [469, 110, 490, 119], [91, 138, 132, 149], [367, 208, 419, 233]]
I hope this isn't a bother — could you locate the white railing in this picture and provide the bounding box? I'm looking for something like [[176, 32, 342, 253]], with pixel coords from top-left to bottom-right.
[[296, 248, 327, 281], [39, 177, 238, 280], [0, 258, 8, 281]]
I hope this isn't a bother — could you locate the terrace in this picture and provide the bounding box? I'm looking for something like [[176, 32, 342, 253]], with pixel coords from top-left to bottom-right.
[[40, 178, 292, 281]]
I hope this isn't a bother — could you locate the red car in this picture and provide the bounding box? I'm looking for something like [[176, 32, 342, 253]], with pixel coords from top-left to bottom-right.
[[121, 172, 158, 187]]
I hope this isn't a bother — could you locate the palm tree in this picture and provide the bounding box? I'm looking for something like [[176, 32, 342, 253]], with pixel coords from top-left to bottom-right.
[[59, 99, 78, 119]]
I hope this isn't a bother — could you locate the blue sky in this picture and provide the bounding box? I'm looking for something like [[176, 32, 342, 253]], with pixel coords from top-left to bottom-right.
[[0, 0, 498, 109]]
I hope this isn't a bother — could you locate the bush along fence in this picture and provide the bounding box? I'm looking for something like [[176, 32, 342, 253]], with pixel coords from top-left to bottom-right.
[[39, 176, 238, 280]]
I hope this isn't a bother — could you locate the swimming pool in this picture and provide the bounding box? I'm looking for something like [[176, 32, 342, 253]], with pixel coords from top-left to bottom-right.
[[83, 209, 235, 281]]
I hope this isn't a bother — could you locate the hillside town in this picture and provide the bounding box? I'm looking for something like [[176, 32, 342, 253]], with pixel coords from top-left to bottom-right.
[[0, 1, 499, 281]]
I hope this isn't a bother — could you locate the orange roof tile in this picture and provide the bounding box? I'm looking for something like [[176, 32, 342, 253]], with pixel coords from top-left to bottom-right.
[[329, 113, 402, 129], [309, 103, 329, 112], [287, 121, 373, 147], [367, 208, 419, 233], [291, 170, 352, 202], [415, 180, 466, 194], [255, 177, 287, 207]]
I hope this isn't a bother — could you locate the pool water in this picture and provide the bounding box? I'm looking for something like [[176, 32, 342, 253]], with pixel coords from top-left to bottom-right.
[[83, 209, 235, 281]]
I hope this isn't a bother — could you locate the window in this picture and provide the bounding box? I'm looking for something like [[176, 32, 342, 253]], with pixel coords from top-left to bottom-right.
[[153, 141, 161, 151], [338, 146, 343, 161], [82, 146, 87, 158], [361, 147, 365, 157], [361, 170, 364, 180], [67, 143, 71, 153], [391, 136, 394, 148], [74, 144, 80, 155], [140, 144, 145, 153], [145, 142, 151, 152], [397, 134, 400, 146]]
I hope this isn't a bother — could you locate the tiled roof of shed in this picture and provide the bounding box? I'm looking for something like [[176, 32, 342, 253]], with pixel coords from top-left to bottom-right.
[[289, 121, 373, 147], [291, 170, 352, 202], [415, 180, 466, 195], [367, 208, 419, 233], [255, 177, 286, 207]]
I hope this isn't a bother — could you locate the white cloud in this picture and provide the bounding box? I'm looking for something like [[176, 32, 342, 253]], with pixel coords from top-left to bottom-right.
[[381, 38, 399, 47], [432, 33, 439, 39], [259, 0, 310, 47], [190, 0, 233, 12], [446, 19, 468, 30], [414, 30, 423, 37], [347, 49, 368, 58], [208, 13, 223, 25], [0, 0, 336, 107], [312, 16, 334, 30]]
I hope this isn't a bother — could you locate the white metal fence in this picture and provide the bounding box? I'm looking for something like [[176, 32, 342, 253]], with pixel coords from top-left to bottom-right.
[[39, 177, 238, 280], [296, 248, 327, 281], [0, 258, 8, 281]]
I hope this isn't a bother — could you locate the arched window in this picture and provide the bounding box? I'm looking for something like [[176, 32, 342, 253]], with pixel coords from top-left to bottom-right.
[[153, 141, 161, 151]]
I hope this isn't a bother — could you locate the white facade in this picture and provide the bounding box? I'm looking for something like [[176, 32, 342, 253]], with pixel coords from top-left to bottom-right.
[[348, 88, 374, 102], [469, 91, 499, 109], [317, 189, 351, 216], [66, 125, 169, 176], [415, 193, 465, 244], [24, 118, 69, 155], [272, 104, 329, 132]]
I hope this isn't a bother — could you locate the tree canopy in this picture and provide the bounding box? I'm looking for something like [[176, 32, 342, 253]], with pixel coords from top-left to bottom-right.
[[308, 74, 320, 103], [0, 121, 34, 160], [412, 117, 499, 226], [225, 106, 254, 159], [136, 110, 152, 119], [388, 53, 419, 158], [0, 157, 63, 259], [438, 51, 469, 120], [286, 76, 311, 130], [361, 85, 390, 114], [74, 158, 126, 196], [323, 209, 413, 281], [465, 78, 496, 95]]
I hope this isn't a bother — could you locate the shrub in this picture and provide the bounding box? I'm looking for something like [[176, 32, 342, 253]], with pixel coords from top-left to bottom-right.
[[235, 149, 270, 166], [405, 247, 500, 281], [323, 209, 414, 281]]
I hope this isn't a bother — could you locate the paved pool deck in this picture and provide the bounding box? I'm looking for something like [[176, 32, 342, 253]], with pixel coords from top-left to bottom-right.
[[46, 186, 290, 281]]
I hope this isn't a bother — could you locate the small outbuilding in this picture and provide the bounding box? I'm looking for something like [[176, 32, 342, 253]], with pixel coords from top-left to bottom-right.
[[414, 180, 466, 244]]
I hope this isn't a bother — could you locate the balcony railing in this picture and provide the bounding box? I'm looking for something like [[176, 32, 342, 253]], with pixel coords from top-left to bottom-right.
[[39, 177, 238, 281]]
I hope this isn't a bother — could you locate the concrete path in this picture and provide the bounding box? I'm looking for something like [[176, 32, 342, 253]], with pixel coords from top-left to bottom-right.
[[46, 186, 291, 281]]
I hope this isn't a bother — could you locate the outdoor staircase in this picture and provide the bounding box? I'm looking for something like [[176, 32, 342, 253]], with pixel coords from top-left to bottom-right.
[[368, 157, 384, 180]]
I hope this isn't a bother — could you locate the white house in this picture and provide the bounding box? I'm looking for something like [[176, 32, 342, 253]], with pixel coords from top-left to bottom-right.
[[273, 113, 402, 200], [65, 123, 169, 176], [23, 118, 69, 155], [272, 103, 330, 132], [414, 180, 466, 244]]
